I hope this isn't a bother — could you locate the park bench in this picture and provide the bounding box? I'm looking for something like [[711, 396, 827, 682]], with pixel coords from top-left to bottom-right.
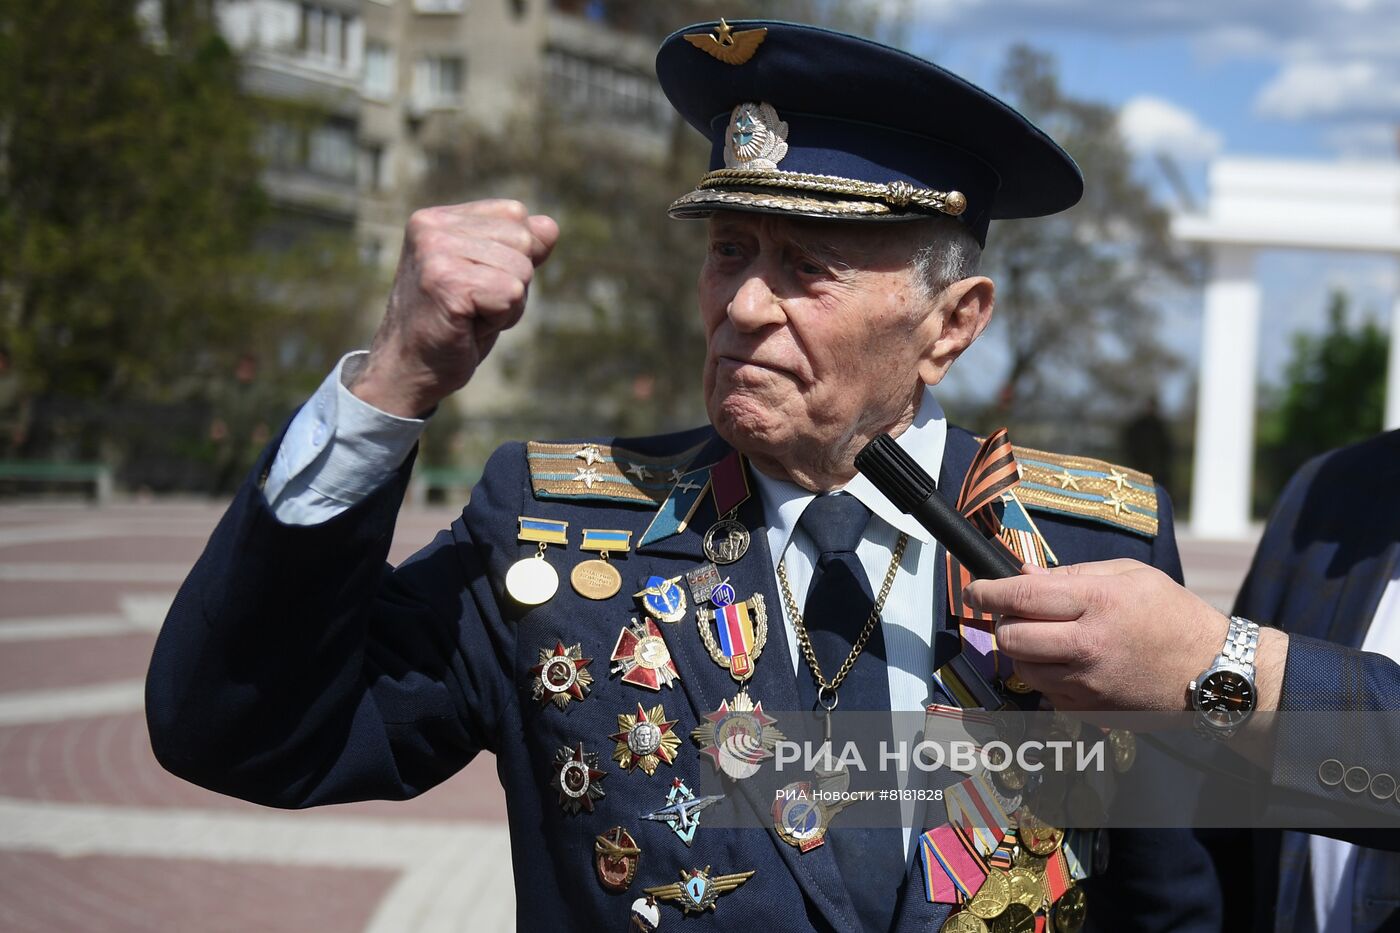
[[0, 460, 113, 504]]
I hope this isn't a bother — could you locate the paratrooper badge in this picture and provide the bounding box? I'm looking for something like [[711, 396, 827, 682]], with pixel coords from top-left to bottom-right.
[[629, 895, 661, 931], [644, 865, 756, 915], [691, 689, 784, 780], [611, 702, 681, 775], [529, 641, 592, 710]]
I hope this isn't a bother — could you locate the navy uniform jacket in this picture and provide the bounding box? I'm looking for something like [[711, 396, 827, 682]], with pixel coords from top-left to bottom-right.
[[147, 422, 1221, 931], [1211, 429, 1400, 932]]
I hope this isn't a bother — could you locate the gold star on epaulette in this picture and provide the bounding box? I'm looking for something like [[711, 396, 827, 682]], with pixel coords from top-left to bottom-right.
[[683, 19, 768, 65], [1055, 468, 1080, 490]]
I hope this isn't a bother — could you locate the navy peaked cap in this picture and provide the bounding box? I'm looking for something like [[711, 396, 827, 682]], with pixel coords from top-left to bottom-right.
[[656, 20, 1084, 245]]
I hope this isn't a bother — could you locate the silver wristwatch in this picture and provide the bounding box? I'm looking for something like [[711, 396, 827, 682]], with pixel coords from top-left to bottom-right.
[[1189, 616, 1260, 738]]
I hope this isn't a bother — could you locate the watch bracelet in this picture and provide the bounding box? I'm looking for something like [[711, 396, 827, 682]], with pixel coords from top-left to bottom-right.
[[1220, 616, 1260, 667]]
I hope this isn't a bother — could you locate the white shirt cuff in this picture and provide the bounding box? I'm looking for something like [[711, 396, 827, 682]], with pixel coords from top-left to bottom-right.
[[263, 351, 427, 525]]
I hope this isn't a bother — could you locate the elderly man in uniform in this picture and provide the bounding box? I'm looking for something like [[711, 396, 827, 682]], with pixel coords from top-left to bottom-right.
[[148, 20, 1220, 932]]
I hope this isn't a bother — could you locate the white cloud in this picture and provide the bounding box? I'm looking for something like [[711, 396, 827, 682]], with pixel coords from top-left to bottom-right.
[[906, 0, 1400, 157], [1119, 96, 1223, 161], [1322, 122, 1399, 158], [1256, 59, 1400, 119]]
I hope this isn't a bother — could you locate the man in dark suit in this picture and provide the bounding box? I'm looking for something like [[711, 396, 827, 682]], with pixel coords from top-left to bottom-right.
[[967, 431, 1400, 931], [147, 20, 1221, 932]]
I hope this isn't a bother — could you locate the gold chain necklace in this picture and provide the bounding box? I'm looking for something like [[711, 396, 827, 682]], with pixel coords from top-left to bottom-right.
[[776, 531, 909, 710]]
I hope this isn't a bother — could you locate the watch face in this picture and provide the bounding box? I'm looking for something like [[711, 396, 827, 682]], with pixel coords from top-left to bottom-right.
[[1197, 669, 1255, 727]]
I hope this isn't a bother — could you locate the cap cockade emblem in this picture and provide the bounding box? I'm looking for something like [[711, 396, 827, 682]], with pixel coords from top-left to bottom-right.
[[724, 102, 788, 172], [683, 19, 767, 66]]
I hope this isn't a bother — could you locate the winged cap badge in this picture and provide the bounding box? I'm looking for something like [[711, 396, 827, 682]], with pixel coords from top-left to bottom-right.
[[683, 19, 768, 65]]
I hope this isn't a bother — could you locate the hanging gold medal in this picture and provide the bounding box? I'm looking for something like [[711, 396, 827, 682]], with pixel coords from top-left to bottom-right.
[[941, 911, 989, 933], [507, 517, 567, 606], [572, 528, 631, 600], [1005, 867, 1046, 912], [966, 867, 1011, 919], [1051, 884, 1087, 933], [990, 903, 1036, 932]]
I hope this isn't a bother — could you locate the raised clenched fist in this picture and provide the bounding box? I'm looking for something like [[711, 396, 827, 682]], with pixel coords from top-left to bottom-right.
[[351, 199, 559, 417]]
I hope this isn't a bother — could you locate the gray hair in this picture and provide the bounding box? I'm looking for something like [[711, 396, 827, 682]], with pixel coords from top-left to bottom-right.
[[908, 217, 981, 300]]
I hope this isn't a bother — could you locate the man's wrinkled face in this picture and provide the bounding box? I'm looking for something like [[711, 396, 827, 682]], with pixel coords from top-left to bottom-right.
[[698, 212, 938, 473]]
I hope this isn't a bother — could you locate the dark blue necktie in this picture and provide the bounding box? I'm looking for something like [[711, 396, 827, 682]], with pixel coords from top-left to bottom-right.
[[795, 492, 905, 933]]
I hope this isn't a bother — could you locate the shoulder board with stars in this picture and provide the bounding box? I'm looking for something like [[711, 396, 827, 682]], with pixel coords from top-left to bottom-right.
[[526, 440, 708, 506], [1006, 443, 1158, 538]]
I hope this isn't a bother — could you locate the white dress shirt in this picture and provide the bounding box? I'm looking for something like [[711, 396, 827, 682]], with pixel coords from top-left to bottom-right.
[[265, 352, 426, 525], [750, 387, 949, 856], [748, 387, 945, 716], [1310, 576, 1400, 933]]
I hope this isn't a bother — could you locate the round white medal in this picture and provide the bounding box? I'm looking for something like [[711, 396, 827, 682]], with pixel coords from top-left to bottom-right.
[[506, 556, 559, 605]]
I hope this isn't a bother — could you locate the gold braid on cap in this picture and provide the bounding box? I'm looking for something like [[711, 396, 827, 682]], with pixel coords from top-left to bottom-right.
[[696, 168, 967, 217]]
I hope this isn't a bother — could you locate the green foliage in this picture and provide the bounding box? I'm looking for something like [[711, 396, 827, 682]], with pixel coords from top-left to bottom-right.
[[969, 46, 1191, 432], [0, 1, 266, 403], [1255, 291, 1387, 512], [0, 0, 374, 481]]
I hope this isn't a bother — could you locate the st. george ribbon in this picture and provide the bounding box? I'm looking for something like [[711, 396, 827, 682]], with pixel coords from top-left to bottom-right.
[[853, 434, 1022, 582]]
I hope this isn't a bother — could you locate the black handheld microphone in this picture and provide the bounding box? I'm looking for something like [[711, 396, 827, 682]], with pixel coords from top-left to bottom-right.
[[854, 434, 1022, 581]]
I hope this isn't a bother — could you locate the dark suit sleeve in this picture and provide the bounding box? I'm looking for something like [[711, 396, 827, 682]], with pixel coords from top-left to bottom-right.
[[145, 434, 522, 808], [1234, 452, 1400, 848], [1086, 485, 1224, 933]]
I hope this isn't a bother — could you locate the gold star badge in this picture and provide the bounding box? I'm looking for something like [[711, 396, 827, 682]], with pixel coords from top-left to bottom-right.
[[683, 19, 767, 65], [610, 702, 681, 775]]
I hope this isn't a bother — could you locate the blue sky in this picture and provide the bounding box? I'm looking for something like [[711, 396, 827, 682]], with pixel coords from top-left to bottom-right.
[[896, 1, 1400, 409]]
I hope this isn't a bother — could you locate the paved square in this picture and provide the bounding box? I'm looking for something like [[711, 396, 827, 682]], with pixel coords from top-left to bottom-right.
[[0, 499, 1253, 930]]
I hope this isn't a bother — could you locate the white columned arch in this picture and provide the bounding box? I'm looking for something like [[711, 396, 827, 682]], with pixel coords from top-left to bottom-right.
[[1173, 158, 1400, 539], [1192, 245, 1260, 539]]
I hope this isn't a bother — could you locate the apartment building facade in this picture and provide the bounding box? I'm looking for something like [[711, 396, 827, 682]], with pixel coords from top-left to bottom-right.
[[215, 0, 669, 262]]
